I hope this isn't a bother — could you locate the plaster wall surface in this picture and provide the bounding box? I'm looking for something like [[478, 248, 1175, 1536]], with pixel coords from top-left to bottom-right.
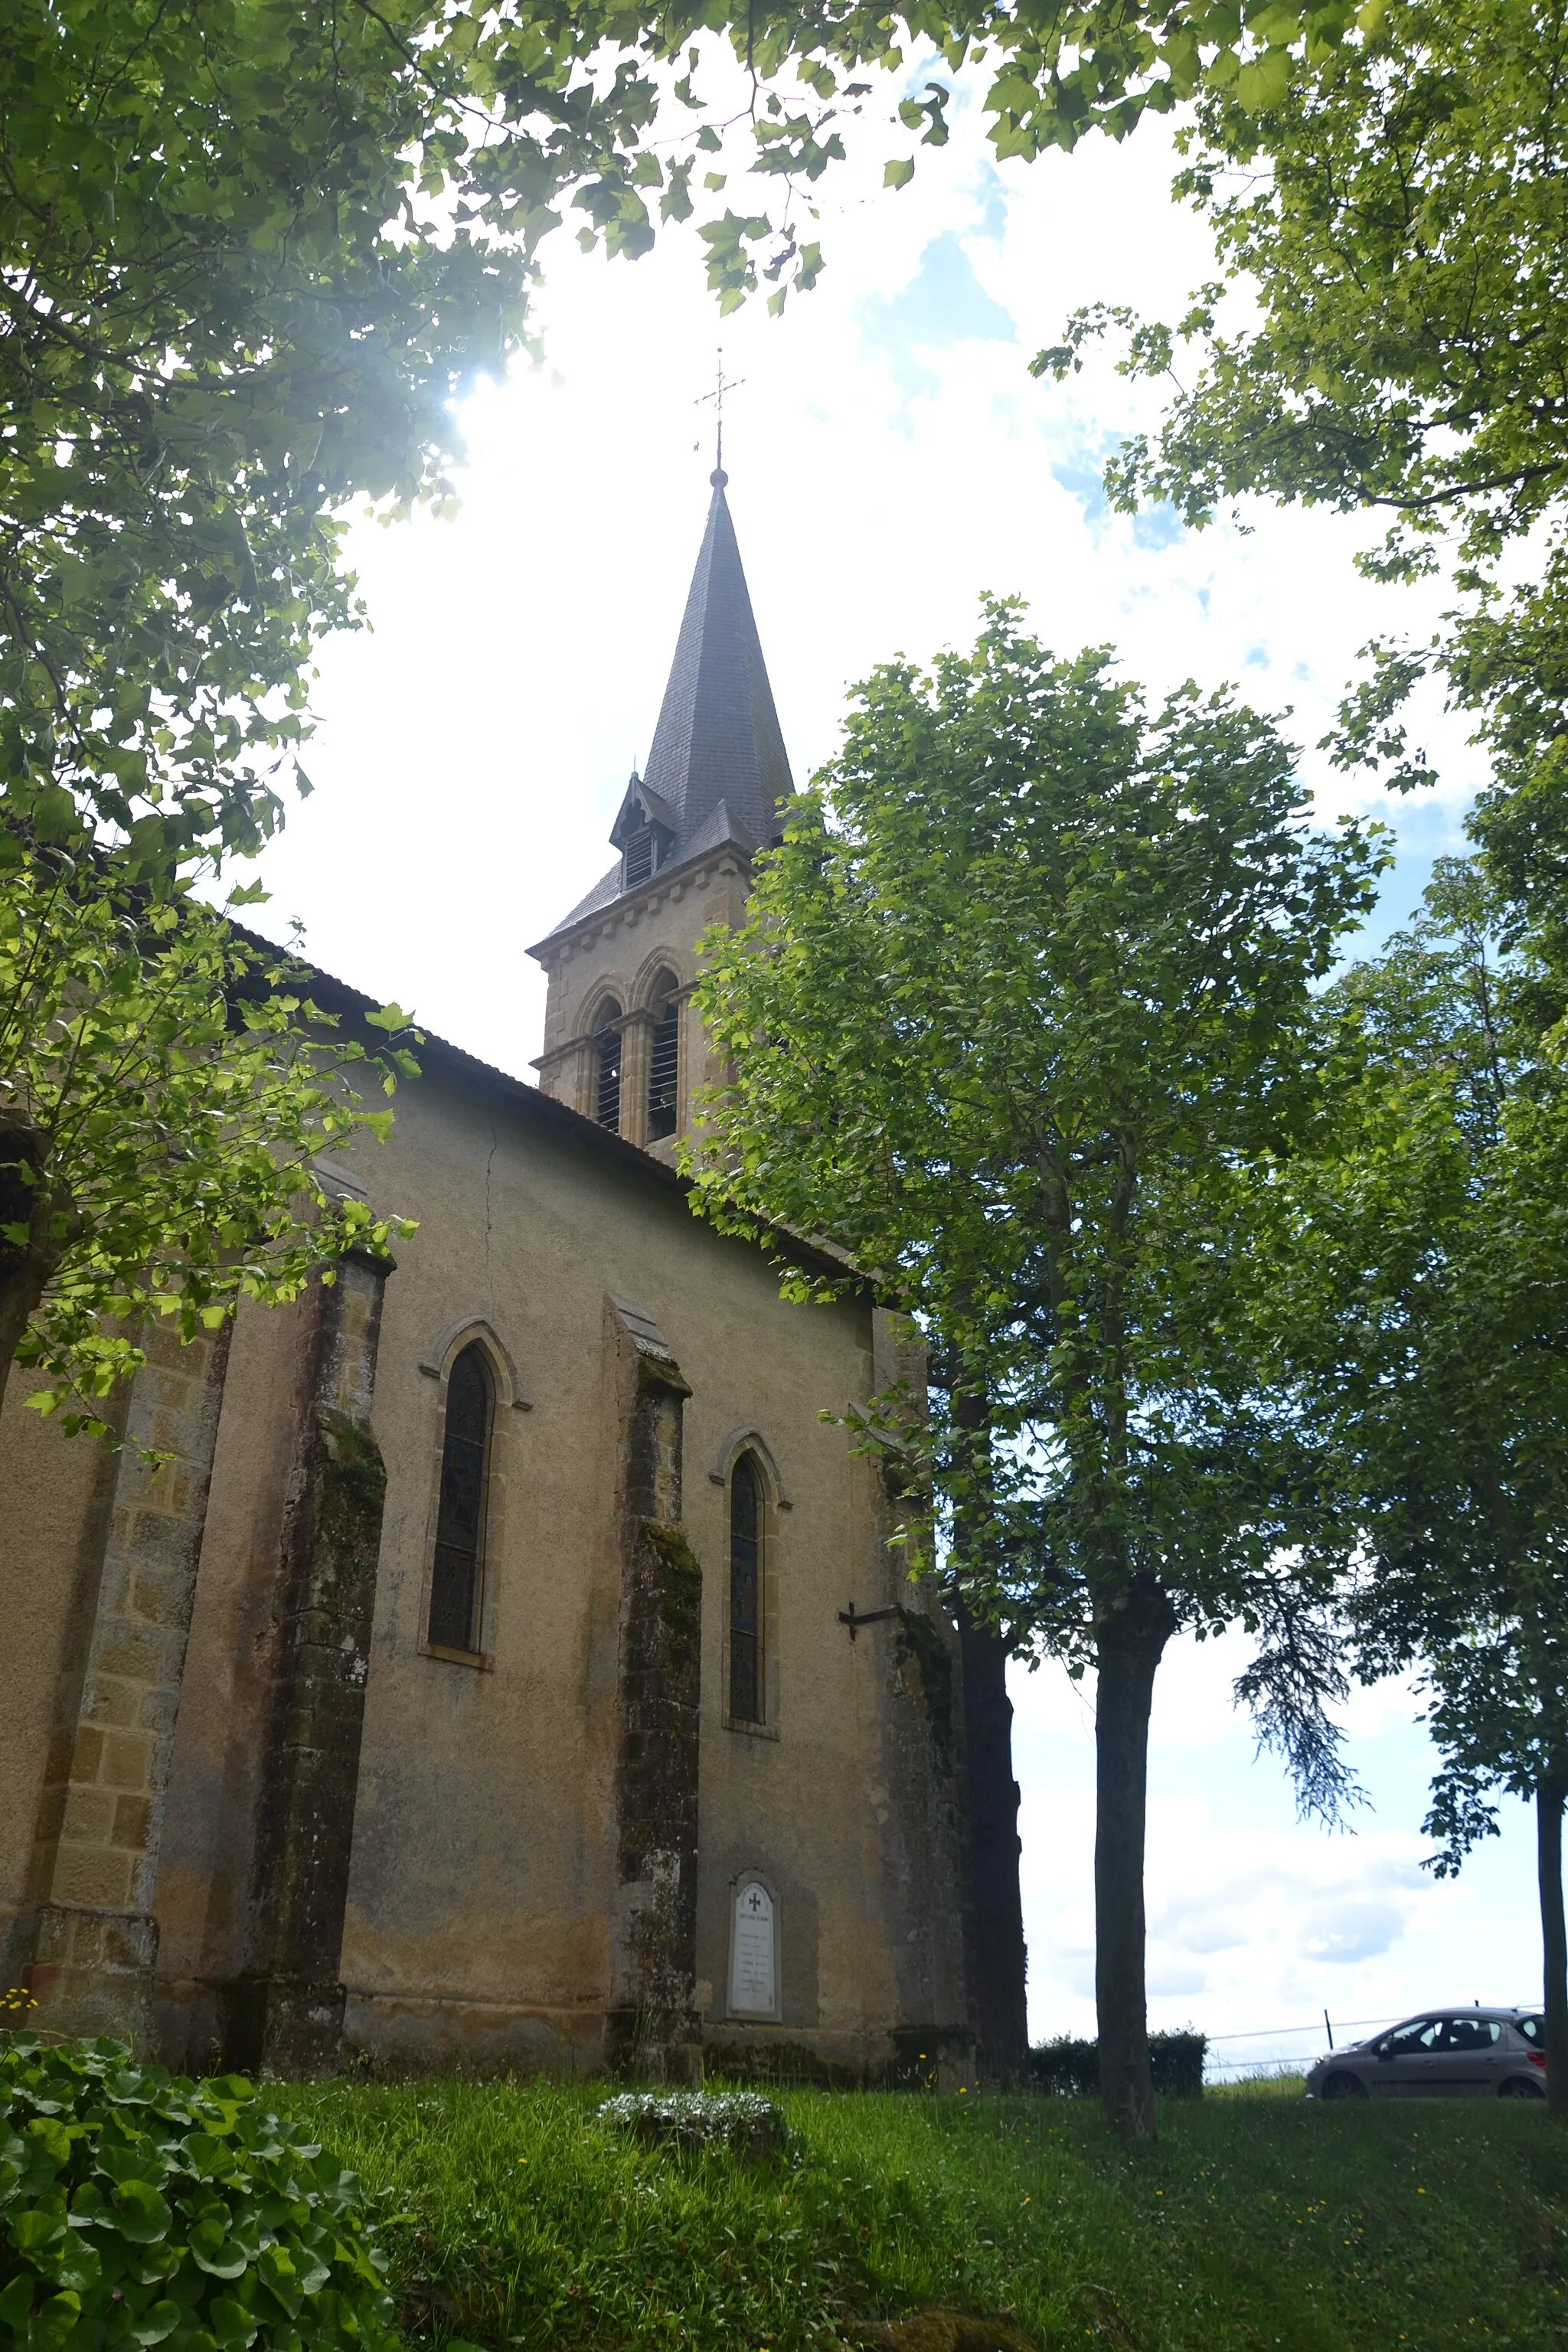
[[301, 1052, 959, 2075]]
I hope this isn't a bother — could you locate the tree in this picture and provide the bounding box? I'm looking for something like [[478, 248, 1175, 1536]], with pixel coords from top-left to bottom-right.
[[0, 848, 415, 1438], [1034, 0, 1568, 944], [1040, 0, 1568, 576], [688, 599, 1380, 2134], [1255, 862, 1568, 2112], [2, 0, 1389, 880], [2, 0, 580, 872]]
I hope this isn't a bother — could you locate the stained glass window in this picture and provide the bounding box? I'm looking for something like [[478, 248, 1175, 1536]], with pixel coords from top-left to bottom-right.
[[729, 1455, 762, 1723], [429, 1342, 493, 1651]]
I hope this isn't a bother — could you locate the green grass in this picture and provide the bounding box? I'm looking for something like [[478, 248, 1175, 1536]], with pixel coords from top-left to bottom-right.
[[1205, 2072, 1309, 2099], [270, 2078, 1568, 2352]]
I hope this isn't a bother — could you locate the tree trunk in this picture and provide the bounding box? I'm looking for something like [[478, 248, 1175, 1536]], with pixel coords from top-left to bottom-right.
[[1093, 1576, 1177, 2138], [0, 1269, 33, 1421], [0, 1111, 60, 1431], [1538, 1778, 1568, 2118], [956, 1595, 1030, 2078], [942, 1357, 1031, 2079]]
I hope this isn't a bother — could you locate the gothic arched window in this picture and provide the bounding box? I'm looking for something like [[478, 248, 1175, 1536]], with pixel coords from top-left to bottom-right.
[[594, 1000, 622, 1131], [647, 972, 680, 1142], [429, 1342, 493, 1651], [729, 1454, 763, 1723]]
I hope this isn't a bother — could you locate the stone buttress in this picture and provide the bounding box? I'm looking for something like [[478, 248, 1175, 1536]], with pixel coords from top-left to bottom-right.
[[605, 1293, 704, 2083]]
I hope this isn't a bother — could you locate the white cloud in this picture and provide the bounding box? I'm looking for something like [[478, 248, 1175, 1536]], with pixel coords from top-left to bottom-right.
[[1014, 1628, 1540, 2069]]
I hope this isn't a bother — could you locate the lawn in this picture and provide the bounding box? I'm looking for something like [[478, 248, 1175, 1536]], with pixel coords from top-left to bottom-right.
[[270, 2078, 1568, 2352]]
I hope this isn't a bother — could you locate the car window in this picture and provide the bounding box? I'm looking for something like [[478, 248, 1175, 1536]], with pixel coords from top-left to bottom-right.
[[1389, 2017, 1442, 2056], [1517, 2014, 1544, 2047], [1440, 2017, 1501, 2051]]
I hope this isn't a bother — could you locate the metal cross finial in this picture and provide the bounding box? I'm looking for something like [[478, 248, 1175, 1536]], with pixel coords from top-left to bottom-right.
[[695, 347, 744, 485]]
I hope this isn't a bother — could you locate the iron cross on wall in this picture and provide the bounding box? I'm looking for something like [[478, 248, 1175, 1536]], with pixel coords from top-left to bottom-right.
[[838, 1600, 898, 1641]]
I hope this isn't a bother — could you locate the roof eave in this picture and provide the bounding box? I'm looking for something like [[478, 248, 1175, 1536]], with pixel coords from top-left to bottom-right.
[[525, 830, 756, 965], [234, 928, 866, 1299]]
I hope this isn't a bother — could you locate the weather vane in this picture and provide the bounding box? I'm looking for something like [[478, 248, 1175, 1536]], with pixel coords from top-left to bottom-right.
[[694, 347, 744, 484]]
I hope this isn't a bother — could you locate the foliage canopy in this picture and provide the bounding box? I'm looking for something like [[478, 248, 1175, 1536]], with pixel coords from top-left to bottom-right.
[[1039, 0, 1568, 576], [1, 0, 1377, 877], [1034, 0, 1568, 956], [0, 850, 414, 1438], [1252, 863, 1568, 2103], [689, 600, 1383, 2129]]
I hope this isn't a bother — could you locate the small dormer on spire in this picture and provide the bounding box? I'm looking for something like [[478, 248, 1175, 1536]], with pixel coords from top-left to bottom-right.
[[608, 767, 678, 891]]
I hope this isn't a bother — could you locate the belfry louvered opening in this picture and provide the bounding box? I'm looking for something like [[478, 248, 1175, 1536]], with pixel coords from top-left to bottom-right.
[[647, 975, 680, 1142], [623, 828, 656, 889], [594, 1001, 622, 1130]]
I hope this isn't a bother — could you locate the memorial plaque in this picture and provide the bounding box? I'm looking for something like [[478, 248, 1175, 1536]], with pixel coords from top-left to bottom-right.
[[729, 1878, 777, 2015]]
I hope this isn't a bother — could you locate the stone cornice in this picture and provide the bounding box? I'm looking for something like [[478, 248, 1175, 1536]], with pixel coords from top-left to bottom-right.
[[526, 840, 753, 971]]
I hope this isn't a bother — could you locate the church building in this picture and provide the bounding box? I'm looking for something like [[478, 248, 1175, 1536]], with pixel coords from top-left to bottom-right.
[[0, 471, 988, 2084]]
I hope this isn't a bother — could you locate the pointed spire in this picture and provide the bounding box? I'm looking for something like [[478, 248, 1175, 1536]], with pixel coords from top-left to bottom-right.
[[534, 472, 795, 946], [639, 475, 793, 854]]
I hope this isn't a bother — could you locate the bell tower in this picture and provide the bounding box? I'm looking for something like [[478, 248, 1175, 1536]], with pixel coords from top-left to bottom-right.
[[528, 469, 793, 1160]]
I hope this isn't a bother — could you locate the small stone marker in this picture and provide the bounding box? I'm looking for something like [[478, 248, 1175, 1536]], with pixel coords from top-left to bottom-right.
[[730, 1878, 776, 2015]]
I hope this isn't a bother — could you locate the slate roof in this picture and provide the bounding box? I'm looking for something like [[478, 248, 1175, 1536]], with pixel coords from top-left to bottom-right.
[[539, 474, 792, 943]]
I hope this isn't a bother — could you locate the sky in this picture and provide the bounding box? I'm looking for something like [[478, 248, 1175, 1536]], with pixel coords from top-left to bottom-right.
[[247, 58, 1540, 2068]]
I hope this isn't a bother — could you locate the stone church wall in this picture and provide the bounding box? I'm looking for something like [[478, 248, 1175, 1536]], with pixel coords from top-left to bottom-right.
[[1, 1041, 969, 2082]]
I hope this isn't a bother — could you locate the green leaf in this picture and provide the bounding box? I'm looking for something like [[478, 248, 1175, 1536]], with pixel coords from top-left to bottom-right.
[[0, 2271, 35, 2330], [26, 2289, 81, 2351], [11, 2203, 67, 2253], [1233, 44, 1292, 107], [206, 2293, 260, 2350], [110, 2178, 172, 2244], [883, 158, 916, 188], [124, 2298, 183, 2346]]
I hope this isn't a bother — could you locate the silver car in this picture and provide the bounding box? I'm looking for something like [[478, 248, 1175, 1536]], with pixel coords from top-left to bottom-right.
[[1305, 2008, 1547, 2099]]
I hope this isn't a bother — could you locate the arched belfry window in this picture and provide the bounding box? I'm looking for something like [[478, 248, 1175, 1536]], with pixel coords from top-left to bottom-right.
[[729, 1455, 763, 1723], [594, 1001, 622, 1132], [647, 972, 680, 1142], [429, 1342, 493, 1651]]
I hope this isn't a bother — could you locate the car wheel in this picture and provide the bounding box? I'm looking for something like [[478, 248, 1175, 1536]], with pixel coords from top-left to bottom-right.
[[1320, 2071, 1369, 2101], [1498, 2076, 1546, 2100]]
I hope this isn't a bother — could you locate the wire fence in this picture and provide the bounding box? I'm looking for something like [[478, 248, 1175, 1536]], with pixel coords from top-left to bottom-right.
[[1200, 2004, 1542, 2079]]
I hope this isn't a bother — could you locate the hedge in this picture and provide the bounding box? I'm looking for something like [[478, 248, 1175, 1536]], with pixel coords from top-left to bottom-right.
[[1028, 2030, 1207, 2099]]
